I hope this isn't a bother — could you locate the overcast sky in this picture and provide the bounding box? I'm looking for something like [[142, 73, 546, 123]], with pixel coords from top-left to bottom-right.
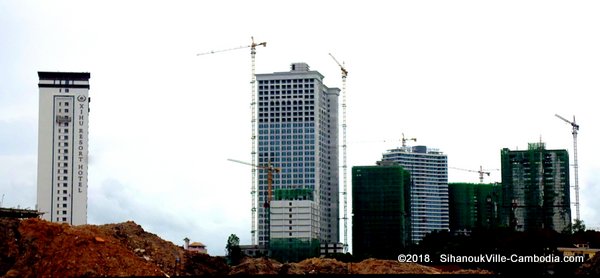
[[1, 0, 599, 256]]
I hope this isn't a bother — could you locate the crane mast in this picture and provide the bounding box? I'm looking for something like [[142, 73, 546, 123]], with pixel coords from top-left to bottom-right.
[[228, 158, 280, 249], [198, 37, 266, 245], [555, 114, 580, 221], [329, 53, 348, 253]]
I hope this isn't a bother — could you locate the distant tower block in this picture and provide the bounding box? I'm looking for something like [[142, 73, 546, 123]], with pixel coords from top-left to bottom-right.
[[36, 72, 91, 225]]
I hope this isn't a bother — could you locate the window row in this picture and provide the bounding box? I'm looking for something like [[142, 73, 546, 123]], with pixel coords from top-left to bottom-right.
[[259, 112, 315, 117], [261, 100, 315, 106], [259, 123, 315, 128], [258, 117, 315, 123], [258, 79, 315, 84], [258, 106, 314, 112], [258, 145, 315, 151], [258, 139, 316, 145], [258, 128, 315, 135]]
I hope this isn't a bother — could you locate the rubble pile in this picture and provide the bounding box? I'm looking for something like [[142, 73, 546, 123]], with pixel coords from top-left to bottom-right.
[[576, 253, 600, 275], [98, 221, 185, 274], [0, 217, 496, 276], [1, 218, 165, 277], [229, 257, 282, 275], [183, 252, 230, 276], [229, 257, 488, 275], [350, 258, 441, 274]]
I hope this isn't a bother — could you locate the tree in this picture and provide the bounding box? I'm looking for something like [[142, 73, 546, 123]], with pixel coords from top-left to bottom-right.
[[225, 234, 243, 265], [573, 219, 586, 233]]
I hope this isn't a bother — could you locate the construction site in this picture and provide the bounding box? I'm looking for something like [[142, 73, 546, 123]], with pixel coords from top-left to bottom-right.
[[1, 216, 506, 276], [5, 35, 595, 276]]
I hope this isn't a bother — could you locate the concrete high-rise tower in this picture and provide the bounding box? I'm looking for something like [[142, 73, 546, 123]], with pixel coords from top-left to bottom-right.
[[37, 71, 91, 225], [255, 63, 339, 253], [382, 145, 449, 242]]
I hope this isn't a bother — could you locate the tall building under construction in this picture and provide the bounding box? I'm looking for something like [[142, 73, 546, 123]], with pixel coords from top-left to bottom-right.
[[382, 145, 449, 242], [255, 63, 339, 260], [352, 162, 411, 259], [448, 182, 502, 233], [500, 142, 571, 232]]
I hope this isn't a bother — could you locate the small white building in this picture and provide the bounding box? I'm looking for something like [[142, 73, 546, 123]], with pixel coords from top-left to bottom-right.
[[270, 199, 320, 241], [184, 238, 207, 254]]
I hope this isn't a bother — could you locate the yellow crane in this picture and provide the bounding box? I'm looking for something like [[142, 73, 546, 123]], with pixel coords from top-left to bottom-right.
[[401, 133, 417, 148], [198, 37, 267, 245], [228, 158, 280, 248], [450, 165, 499, 183], [329, 53, 349, 253]]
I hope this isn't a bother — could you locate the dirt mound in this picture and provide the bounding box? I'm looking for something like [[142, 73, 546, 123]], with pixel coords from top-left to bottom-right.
[[0, 217, 495, 276], [229, 257, 456, 275], [97, 221, 185, 274], [576, 252, 600, 275], [0, 218, 194, 277], [447, 268, 495, 274], [184, 252, 230, 276], [294, 257, 349, 274], [350, 258, 441, 274], [229, 257, 282, 275]]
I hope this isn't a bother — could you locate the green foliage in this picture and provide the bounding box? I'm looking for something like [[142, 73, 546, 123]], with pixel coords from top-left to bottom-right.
[[573, 219, 586, 233], [225, 234, 243, 265]]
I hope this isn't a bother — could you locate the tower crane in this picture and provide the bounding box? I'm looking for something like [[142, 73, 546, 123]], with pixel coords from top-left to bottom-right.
[[401, 133, 417, 148], [198, 37, 267, 245], [329, 53, 349, 253], [228, 158, 280, 248], [450, 166, 499, 183], [555, 114, 580, 221]]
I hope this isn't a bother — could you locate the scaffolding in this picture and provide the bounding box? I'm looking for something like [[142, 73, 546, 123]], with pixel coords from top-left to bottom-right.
[[270, 238, 320, 262], [448, 183, 502, 233], [352, 165, 411, 259], [500, 143, 571, 232], [273, 188, 314, 201]]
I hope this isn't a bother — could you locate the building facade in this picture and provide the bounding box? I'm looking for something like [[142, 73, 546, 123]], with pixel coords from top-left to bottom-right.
[[448, 182, 502, 233], [382, 145, 449, 242], [37, 72, 91, 225], [256, 63, 339, 248], [352, 162, 411, 259], [270, 189, 320, 262], [500, 142, 571, 232]]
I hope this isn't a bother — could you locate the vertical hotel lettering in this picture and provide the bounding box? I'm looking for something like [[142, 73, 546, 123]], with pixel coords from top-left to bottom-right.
[[76, 94, 87, 193]]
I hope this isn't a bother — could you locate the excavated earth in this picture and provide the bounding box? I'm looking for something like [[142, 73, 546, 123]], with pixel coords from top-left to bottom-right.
[[1, 218, 495, 277]]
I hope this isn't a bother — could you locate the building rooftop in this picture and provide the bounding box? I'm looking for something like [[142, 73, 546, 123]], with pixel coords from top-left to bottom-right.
[[188, 242, 206, 247]]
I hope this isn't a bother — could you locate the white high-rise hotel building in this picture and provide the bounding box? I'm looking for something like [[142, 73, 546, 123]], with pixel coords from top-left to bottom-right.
[[256, 63, 339, 247], [37, 72, 91, 225], [383, 145, 449, 242]]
